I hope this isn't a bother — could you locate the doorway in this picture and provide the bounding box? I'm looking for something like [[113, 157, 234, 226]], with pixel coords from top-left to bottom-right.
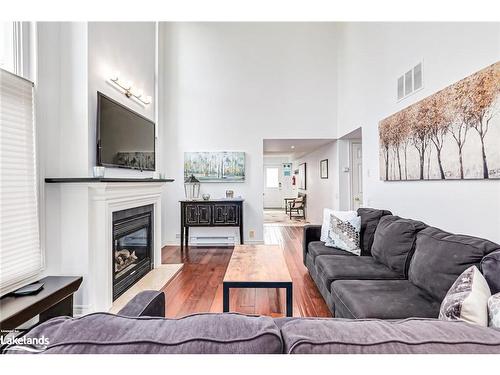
[[263, 164, 283, 208], [350, 142, 363, 210]]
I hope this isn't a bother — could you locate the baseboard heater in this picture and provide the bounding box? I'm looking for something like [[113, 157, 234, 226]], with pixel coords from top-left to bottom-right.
[[189, 236, 236, 246]]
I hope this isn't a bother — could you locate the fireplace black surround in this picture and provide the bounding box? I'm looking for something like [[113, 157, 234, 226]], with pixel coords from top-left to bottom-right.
[[113, 204, 154, 301]]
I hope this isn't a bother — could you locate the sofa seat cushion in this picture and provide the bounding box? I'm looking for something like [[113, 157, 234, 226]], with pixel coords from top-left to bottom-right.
[[331, 280, 441, 319], [279, 317, 500, 354], [4, 313, 283, 354], [315, 255, 404, 292], [409, 227, 500, 302], [308, 241, 354, 263], [371, 215, 427, 276]]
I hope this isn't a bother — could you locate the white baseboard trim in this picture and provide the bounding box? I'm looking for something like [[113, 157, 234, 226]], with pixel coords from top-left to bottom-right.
[[162, 239, 265, 247]]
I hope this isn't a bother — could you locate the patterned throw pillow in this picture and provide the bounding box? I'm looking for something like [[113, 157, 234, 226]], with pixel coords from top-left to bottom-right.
[[324, 212, 361, 256], [488, 293, 500, 328], [439, 266, 491, 326]]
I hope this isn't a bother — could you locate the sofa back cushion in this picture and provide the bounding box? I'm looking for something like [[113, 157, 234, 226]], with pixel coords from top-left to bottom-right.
[[3, 313, 283, 354], [371, 215, 427, 275], [357, 208, 392, 256], [278, 317, 500, 354], [409, 227, 500, 302], [481, 250, 500, 294]]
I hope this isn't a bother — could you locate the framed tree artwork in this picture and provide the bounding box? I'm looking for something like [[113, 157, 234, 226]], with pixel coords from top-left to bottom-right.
[[320, 159, 328, 179], [298, 163, 307, 190], [379, 61, 500, 181]]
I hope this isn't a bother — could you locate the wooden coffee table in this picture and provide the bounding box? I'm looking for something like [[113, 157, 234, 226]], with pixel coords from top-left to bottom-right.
[[223, 245, 293, 317]]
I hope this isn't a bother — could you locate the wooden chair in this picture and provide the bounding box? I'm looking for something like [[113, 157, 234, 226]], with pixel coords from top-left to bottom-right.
[[288, 193, 306, 220]]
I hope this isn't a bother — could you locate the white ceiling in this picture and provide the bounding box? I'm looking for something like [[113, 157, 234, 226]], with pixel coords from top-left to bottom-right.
[[263, 139, 336, 158]]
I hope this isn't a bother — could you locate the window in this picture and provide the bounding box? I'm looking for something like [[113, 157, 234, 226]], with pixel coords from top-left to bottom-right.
[[0, 22, 33, 80], [0, 22, 15, 73], [265, 167, 279, 188], [0, 33, 41, 296], [397, 62, 424, 101]]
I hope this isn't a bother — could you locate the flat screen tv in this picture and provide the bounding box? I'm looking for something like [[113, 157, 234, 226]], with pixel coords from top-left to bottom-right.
[[96, 92, 155, 171]]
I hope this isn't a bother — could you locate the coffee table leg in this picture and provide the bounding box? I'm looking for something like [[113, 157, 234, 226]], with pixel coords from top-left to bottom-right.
[[223, 283, 230, 313], [286, 284, 293, 317]]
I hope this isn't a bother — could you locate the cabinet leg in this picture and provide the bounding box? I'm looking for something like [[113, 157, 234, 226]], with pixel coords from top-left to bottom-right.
[[239, 224, 244, 244], [180, 226, 184, 251], [185, 227, 189, 248]]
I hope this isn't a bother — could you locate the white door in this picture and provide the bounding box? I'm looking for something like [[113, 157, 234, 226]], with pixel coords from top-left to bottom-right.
[[351, 142, 363, 210], [263, 164, 283, 208]]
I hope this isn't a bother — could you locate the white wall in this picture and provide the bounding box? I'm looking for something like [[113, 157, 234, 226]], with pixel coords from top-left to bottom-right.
[[37, 22, 159, 313], [293, 142, 337, 224], [87, 22, 157, 177], [337, 22, 500, 242], [159, 23, 339, 244]]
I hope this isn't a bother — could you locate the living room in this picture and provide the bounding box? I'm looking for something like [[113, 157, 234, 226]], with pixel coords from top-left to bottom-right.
[[1, 0, 500, 371]]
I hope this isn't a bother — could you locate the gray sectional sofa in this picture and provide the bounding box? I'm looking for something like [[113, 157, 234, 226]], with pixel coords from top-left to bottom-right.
[[3, 207, 500, 354], [3, 290, 500, 354], [304, 208, 500, 319]]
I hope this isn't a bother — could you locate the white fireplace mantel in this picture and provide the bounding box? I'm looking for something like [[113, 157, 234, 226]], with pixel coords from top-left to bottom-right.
[[44, 180, 170, 314]]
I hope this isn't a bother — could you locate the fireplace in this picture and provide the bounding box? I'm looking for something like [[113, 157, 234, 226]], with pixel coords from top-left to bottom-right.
[[113, 204, 154, 300]]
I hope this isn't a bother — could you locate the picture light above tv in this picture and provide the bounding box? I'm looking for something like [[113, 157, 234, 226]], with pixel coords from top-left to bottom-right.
[[96, 92, 155, 171]]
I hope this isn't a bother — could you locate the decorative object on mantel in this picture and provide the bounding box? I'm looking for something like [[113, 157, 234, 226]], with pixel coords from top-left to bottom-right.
[[298, 163, 307, 190], [109, 71, 152, 105], [320, 159, 328, 179], [93, 166, 105, 178], [184, 174, 201, 200], [202, 193, 211, 201], [379, 61, 500, 181], [184, 152, 245, 182], [226, 190, 234, 199]]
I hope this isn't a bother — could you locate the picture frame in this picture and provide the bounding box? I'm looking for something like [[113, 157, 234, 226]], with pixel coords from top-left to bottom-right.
[[184, 151, 245, 182], [320, 159, 328, 179], [298, 163, 307, 190]]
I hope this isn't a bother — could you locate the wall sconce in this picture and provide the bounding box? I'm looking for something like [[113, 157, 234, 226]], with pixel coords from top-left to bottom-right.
[[109, 72, 152, 105]]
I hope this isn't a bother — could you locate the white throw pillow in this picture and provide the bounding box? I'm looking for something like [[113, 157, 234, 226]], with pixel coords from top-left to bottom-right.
[[439, 266, 491, 326], [320, 208, 335, 242], [324, 211, 361, 256], [488, 293, 500, 328]]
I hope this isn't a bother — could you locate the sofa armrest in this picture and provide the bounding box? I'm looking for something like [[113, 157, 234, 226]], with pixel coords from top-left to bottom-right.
[[303, 225, 322, 264], [117, 290, 165, 317]]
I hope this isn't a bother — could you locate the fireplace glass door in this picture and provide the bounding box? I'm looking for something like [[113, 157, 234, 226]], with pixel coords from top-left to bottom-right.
[[113, 206, 153, 300], [114, 227, 149, 279]]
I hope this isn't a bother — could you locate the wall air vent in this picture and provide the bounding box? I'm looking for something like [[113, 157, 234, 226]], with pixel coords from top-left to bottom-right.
[[397, 62, 423, 101]]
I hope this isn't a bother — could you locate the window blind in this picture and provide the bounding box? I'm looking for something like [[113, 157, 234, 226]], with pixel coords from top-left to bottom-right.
[[0, 68, 41, 296]]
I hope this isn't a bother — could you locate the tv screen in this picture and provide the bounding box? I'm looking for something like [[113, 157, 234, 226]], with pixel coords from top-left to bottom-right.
[[97, 92, 155, 171]]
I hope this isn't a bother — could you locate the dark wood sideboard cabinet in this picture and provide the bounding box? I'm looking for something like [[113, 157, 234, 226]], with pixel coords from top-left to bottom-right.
[[180, 199, 244, 250]]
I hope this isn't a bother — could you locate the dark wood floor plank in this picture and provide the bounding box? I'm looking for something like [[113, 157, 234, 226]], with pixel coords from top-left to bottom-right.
[[161, 225, 331, 318]]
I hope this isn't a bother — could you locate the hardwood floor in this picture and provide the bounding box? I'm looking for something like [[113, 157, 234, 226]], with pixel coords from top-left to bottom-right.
[[161, 225, 331, 318]]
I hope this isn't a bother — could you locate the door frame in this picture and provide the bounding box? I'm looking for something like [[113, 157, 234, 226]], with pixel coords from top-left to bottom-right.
[[349, 141, 363, 210], [263, 163, 284, 209]]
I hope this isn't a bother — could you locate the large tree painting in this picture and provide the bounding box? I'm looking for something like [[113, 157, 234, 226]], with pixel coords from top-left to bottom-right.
[[379, 61, 500, 181]]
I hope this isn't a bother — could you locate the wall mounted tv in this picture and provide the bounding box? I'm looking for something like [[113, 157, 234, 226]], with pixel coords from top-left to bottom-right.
[[96, 92, 155, 171]]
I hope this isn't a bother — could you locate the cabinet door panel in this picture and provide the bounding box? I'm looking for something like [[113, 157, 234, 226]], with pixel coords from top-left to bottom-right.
[[213, 205, 226, 224], [225, 205, 239, 225], [197, 205, 211, 224], [185, 205, 199, 225]]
